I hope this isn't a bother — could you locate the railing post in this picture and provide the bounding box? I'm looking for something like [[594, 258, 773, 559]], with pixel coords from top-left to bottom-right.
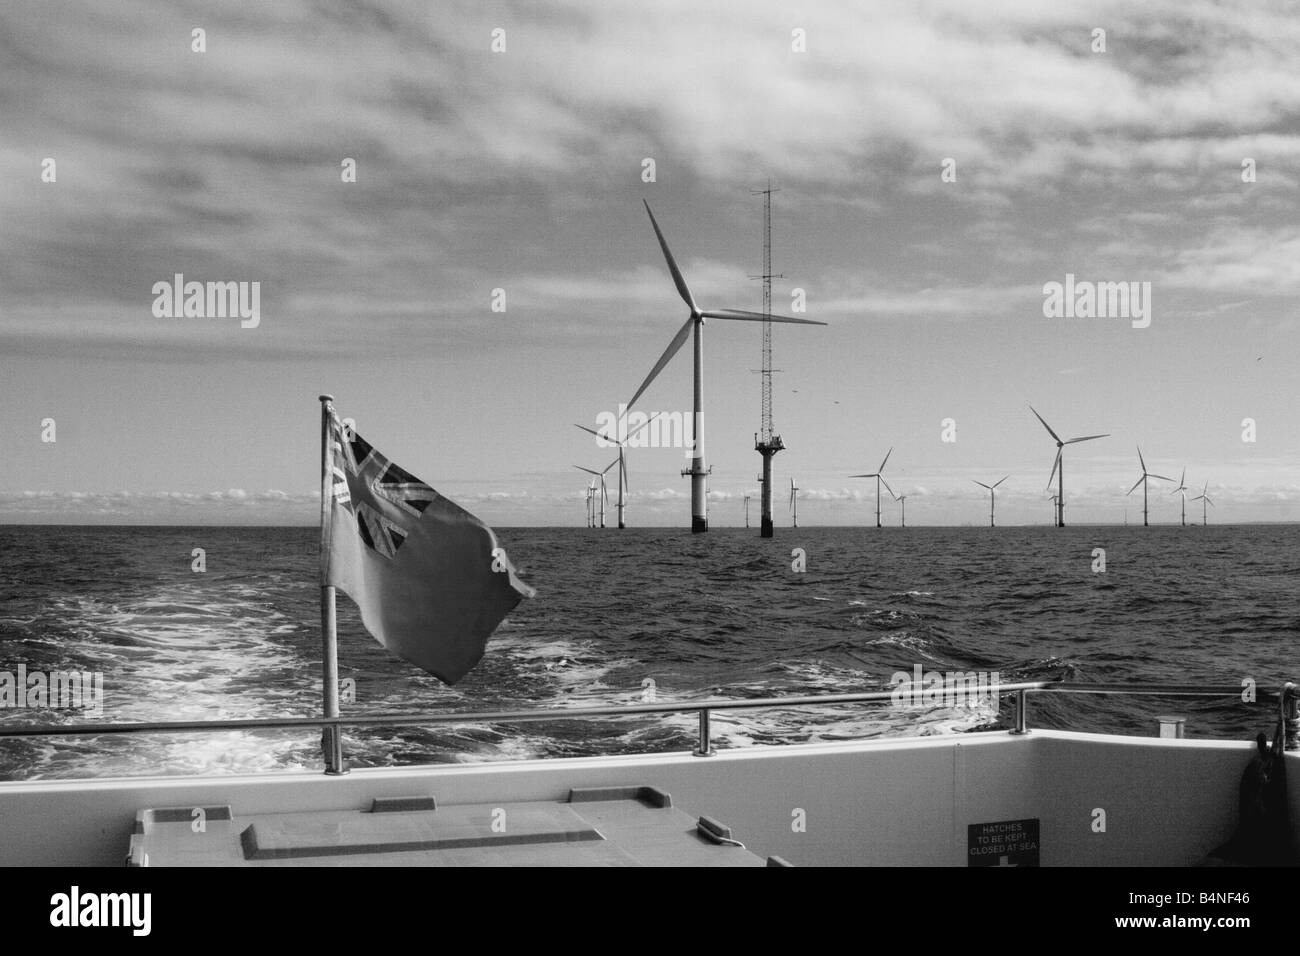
[[693, 707, 714, 757], [1283, 683, 1298, 752], [1009, 689, 1029, 735]]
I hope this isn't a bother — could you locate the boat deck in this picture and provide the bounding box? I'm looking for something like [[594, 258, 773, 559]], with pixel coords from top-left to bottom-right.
[[127, 786, 772, 867]]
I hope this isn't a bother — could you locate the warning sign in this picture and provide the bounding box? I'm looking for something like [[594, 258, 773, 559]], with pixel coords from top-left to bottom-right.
[[967, 818, 1039, 867]]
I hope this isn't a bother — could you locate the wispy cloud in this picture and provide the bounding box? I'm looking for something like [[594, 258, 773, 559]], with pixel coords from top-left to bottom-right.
[[5, 0, 1300, 359]]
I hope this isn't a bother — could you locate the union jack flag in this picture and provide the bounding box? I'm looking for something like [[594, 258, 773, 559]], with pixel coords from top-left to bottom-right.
[[332, 416, 441, 559], [324, 405, 534, 684]]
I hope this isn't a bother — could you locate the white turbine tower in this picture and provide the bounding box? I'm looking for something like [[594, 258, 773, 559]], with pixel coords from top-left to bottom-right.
[[1030, 406, 1109, 528], [627, 200, 826, 533], [574, 460, 616, 528], [973, 476, 1009, 527], [1126, 446, 1173, 527], [789, 477, 798, 527], [1191, 481, 1214, 525], [850, 447, 894, 528], [1169, 467, 1190, 527], [574, 413, 661, 529]]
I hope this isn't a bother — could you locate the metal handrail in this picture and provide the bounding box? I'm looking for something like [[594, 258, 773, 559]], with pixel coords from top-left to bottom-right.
[[0, 680, 1289, 768], [0, 680, 1058, 737]]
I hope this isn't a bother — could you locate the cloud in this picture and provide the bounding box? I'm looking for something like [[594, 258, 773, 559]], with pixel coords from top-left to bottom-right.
[[4, 0, 1299, 361], [0, 489, 319, 523], [1158, 226, 1300, 295]]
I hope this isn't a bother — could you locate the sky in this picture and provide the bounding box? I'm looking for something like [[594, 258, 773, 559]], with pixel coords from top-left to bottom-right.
[[2, 0, 1298, 526]]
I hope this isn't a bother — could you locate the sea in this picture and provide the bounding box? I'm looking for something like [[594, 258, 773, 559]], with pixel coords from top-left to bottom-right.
[[0, 524, 1296, 781]]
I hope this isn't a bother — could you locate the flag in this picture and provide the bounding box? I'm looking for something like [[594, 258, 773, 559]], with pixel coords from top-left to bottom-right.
[[325, 410, 535, 683]]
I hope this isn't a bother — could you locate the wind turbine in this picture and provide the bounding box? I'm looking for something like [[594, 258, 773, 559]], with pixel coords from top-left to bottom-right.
[[1126, 447, 1173, 527], [743, 495, 752, 528], [574, 413, 661, 529], [850, 448, 894, 528], [627, 200, 827, 532], [1048, 493, 1059, 526], [890, 488, 908, 527], [574, 460, 616, 528], [973, 476, 1009, 527], [584, 482, 594, 527], [1029, 406, 1109, 528], [1169, 467, 1190, 527], [1191, 481, 1214, 525], [789, 477, 798, 528]]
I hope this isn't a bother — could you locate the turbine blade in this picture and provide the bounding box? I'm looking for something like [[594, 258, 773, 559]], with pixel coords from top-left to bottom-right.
[[879, 476, 895, 497], [1065, 434, 1109, 444], [973, 480, 991, 489], [643, 200, 695, 311], [574, 465, 601, 476], [1127, 476, 1144, 495], [1150, 474, 1174, 482], [1137, 446, 1146, 472], [627, 316, 694, 408], [878, 447, 893, 473], [1047, 449, 1061, 488], [1028, 405, 1062, 444], [700, 308, 827, 326], [993, 476, 1009, 488], [574, 423, 605, 440]]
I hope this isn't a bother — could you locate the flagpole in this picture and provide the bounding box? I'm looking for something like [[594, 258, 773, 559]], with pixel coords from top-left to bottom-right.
[[319, 394, 346, 775]]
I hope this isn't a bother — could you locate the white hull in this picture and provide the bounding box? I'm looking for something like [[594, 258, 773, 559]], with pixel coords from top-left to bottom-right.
[[0, 728, 1281, 866]]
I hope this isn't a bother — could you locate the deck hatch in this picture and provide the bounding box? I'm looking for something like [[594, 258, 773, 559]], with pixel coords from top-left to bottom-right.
[[127, 791, 764, 866], [240, 805, 603, 860]]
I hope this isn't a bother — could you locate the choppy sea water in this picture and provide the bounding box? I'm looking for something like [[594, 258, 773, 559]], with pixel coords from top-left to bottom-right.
[[0, 524, 1296, 780]]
